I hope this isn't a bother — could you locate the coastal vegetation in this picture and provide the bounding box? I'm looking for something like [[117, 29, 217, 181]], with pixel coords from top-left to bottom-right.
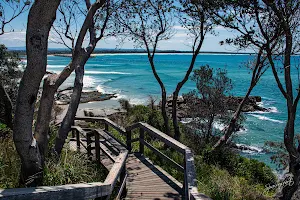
[[108, 98, 277, 200], [0, 0, 300, 199]]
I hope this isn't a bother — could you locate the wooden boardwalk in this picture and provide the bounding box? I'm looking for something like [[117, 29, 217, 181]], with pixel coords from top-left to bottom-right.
[[69, 128, 182, 199], [125, 153, 182, 200], [68, 117, 210, 200], [0, 117, 210, 200]]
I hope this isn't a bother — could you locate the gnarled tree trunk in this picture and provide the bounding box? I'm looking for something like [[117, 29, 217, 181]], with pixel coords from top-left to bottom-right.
[[172, 49, 201, 140], [54, 63, 84, 155], [13, 0, 61, 186], [213, 85, 254, 149], [34, 0, 106, 159]]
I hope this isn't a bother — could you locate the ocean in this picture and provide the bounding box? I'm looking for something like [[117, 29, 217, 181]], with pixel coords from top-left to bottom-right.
[[46, 53, 300, 171]]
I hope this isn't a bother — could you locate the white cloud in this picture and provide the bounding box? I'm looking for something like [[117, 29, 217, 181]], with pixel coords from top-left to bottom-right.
[[0, 31, 26, 47]]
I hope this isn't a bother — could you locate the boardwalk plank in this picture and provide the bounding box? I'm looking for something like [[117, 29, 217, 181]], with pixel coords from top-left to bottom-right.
[[125, 153, 182, 200]]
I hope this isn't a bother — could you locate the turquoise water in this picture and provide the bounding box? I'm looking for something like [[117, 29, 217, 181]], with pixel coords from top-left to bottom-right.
[[46, 53, 300, 170]]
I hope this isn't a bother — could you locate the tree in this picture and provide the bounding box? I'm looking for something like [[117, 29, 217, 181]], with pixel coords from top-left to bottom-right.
[[13, 0, 61, 186], [213, 49, 269, 148], [0, 45, 22, 129], [0, 0, 30, 129], [172, 0, 214, 140], [115, 0, 174, 135], [205, 0, 282, 149], [184, 65, 233, 141], [49, 0, 111, 155], [210, 1, 300, 198], [0, 0, 31, 35]]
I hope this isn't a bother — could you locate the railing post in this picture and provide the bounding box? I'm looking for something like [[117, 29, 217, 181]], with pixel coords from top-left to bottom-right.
[[104, 123, 109, 131], [126, 130, 132, 152], [76, 130, 80, 152], [139, 128, 144, 155], [87, 132, 92, 161], [71, 121, 75, 138], [95, 131, 100, 168], [120, 164, 127, 198], [184, 152, 189, 200]]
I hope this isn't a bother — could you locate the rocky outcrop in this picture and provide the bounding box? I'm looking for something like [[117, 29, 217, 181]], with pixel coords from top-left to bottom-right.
[[164, 95, 269, 119], [83, 108, 126, 117], [225, 96, 269, 112], [55, 87, 117, 105]]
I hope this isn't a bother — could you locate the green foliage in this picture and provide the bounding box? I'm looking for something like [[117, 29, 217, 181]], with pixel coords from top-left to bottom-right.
[[43, 149, 107, 186], [203, 146, 276, 186], [111, 102, 276, 199], [264, 140, 290, 171], [0, 44, 22, 107], [184, 65, 234, 139], [118, 98, 132, 112], [0, 123, 11, 137], [0, 135, 21, 188], [195, 157, 272, 200], [0, 129, 107, 189]]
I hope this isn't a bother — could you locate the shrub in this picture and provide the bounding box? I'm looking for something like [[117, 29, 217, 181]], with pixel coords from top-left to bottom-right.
[[0, 123, 11, 138], [0, 133, 107, 189], [203, 146, 277, 186], [0, 135, 20, 188], [43, 148, 107, 186], [195, 157, 272, 200]]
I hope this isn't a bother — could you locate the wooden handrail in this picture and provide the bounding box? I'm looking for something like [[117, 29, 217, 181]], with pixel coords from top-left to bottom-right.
[[125, 122, 211, 200], [74, 116, 210, 200], [0, 182, 111, 200], [75, 116, 126, 133]]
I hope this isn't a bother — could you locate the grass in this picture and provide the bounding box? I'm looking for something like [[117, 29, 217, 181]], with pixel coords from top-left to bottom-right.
[[43, 147, 107, 186], [0, 126, 107, 189], [0, 133, 21, 188]]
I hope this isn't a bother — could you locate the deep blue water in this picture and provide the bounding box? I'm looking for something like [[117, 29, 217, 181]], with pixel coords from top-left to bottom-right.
[[46, 53, 300, 170]]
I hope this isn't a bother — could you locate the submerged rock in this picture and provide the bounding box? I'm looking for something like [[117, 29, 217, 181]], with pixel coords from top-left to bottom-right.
[[83, 108, 126, 117], [55, 88, 117, 105]]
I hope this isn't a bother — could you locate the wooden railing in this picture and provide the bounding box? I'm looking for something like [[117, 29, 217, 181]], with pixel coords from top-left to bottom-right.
[[0, 116, 210, 200], [126, 122, 211, 200], [70, 125, 128, 200], [0, 119, 128, 200], [75, 117, 211, 200]]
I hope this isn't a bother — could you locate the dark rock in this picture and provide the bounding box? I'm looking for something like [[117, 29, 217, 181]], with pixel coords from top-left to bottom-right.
[[55, 89, 117, 105], [163, 95, 268, 119], [225, 96, 268, 112]]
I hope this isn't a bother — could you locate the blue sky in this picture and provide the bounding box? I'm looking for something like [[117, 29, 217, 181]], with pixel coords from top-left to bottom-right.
[[0, 3, 239, 52]]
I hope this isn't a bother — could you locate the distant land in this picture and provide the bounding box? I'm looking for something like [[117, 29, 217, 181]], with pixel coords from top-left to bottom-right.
[[7, 47, 255, 55]]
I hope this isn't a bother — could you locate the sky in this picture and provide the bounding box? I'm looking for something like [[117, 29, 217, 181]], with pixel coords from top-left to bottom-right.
[[0, 2, 240, 52]]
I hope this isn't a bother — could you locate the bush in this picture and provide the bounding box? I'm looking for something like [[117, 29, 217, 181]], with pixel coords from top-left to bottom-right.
[[0, 135, 20, 188], [203, 146, 276, 186], [0, 123, 11, 138], [195, 157, 272, 200], [110, 103, 276, 199], [43, 148, 107, 186], [0, 134, 107, 188]]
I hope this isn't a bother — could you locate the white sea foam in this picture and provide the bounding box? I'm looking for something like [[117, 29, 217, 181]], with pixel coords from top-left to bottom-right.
[[268, 107, 279, 113], [213, 122, 226, 131], [213, 122, 248, 134], [249, 114, 284, 123], [85, 71, 131, 75], [115, 94, 147, 105], [180, 118, 193, 124], [47, 65, 66, 68], [236, 143, 264, 154], [83, 76, 96, 88], [236, 127, 248, 134], [96, 85, 106, 93]]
